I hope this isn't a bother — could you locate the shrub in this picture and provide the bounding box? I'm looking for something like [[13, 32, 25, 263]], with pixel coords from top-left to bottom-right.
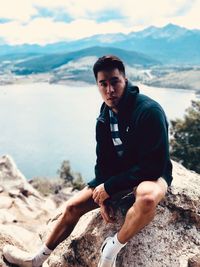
[[170, 100, 200, 173]]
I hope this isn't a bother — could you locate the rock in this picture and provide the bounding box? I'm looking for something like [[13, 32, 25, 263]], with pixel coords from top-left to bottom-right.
[[43, 161, 200, 267], [0, 232, 26, 267], [0, 154, 74, 266], [0, 155, 41, 198], [0, 224, 43, 252], [0, 196, 13, 209], [188, 254, 200, 267], [0, 210, 17, 224], [0, 155, 57, 226], [8, 189, 21, 198], [0, 156, 199, 267], [163, 161, 200, 229]]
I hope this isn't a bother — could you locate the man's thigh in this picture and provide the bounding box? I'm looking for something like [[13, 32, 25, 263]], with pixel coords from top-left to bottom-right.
[[66, 186, 99, 215], [135, 178, 168, 205]]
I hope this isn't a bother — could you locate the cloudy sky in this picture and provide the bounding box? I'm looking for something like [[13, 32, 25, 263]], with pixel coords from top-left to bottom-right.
[[0, 0, 199, 45]]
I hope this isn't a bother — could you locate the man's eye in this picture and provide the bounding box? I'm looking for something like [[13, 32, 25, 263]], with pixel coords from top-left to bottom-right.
[[111, 80, 118, 86], [101, 82, 107, 87]]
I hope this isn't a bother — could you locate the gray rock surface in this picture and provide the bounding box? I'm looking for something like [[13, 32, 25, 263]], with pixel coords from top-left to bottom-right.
[[0, 155, 75, 266], [0, 155, 41, 198], [44, 161, 200, 267], [0, 155, 199, 267]]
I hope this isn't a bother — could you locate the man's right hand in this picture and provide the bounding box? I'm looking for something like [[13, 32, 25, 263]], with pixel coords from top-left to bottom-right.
[[100, 203, 115, 223]]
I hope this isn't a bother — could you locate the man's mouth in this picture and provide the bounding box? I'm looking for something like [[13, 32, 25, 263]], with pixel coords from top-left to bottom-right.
[[107, 97, 117, 101]]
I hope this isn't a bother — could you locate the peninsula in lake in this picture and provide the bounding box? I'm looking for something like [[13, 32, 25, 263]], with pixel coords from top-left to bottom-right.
[[0, 24, 200, 96]]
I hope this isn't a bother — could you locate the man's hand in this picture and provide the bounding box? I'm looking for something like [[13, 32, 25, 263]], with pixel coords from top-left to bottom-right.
[[100, 203, 115, 223], [92, 183, 110, 205]]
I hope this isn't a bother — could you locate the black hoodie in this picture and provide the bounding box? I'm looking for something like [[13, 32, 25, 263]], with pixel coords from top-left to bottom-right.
[[88, 83, 173, 196]]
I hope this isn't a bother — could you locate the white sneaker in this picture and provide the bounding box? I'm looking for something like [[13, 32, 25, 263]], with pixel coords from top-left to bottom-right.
[[3, 245, 35, 267], [98, 237, 117, 267]]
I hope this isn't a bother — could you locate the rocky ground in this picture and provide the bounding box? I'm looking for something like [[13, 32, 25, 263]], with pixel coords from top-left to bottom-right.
[[0, 155, 199, 267], [0, 155, 76, 266]]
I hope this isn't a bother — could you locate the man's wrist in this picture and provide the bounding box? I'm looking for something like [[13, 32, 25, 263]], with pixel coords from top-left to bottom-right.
[[103, 183, 110, 197], [103, 181, 112, 197]]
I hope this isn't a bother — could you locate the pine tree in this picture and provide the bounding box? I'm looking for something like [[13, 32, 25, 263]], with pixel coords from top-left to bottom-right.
[[170, 100, 200, 173]]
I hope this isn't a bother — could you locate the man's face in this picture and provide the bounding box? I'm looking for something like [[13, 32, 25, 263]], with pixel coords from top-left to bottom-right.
[[97, 68, 127, 112]]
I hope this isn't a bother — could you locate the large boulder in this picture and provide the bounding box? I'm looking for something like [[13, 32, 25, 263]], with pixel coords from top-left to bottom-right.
[[0, 155, 57, 227], [0, 155, 58, 254], [43, 161, 200, 267], [0, 155, 76, 265], [0, 231, 26, 267], [0, 155, 41, 197], [0, 155, 199, 267]]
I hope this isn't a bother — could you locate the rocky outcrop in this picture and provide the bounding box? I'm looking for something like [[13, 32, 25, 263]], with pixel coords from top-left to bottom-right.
[[0, 155, 58, 225], [43, 161, 200, 267], [0, 155, 72, 265], [0, 155, 41, 198], [0, 155, 200, 267]]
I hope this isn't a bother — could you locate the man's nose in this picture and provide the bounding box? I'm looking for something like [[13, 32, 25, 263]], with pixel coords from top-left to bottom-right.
[[106, 83, 114, 93]]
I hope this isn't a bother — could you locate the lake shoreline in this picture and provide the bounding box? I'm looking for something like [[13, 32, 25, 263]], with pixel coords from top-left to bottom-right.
[[0, 75, 199, 97]]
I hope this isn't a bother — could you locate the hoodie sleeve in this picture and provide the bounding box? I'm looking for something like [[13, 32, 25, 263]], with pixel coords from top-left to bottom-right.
[[104, 106, 170, 196]]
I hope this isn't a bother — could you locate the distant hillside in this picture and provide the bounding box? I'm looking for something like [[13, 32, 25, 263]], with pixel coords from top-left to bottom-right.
[[12, 46, 159, 75], [145, 68, 200, 90], [0, 24, 200, 65], [0, 24, 200, 90]]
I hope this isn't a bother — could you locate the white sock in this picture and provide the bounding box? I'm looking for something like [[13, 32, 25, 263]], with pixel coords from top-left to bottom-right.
[[32, 244, 52, 267], [101, 233, 127, 260]]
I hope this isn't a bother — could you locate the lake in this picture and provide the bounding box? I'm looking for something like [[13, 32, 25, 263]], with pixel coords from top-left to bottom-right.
[[0, 82, 197, 181]]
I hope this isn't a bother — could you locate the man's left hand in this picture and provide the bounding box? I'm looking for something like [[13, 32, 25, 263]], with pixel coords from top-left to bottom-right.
[[92, 184, 110, 205]]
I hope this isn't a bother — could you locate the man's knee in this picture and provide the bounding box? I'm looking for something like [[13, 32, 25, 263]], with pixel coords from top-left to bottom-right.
[[62, 187, 96, 220], [135, 181, 165, 214], [63, 202, 82, 220], [137, 194, 157, 214]]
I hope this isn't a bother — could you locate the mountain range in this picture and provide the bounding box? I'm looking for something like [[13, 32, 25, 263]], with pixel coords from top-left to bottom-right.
[[0, 23, 200, 90], [0, 23, 200, 66]]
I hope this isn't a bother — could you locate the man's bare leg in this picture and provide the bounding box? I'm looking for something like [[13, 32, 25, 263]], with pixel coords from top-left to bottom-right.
[[98, 178, 167, 267], [46, 186, 98, 249], [117, 178, 167, 243]]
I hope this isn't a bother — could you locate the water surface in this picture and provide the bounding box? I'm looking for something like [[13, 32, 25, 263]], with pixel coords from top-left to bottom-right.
[[0, 82, 197, 181]]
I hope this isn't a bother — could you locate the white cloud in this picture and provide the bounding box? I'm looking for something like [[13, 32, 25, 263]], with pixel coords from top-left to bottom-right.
[[0, 0, 192, 22], [0, 18, 132, 45], [0, 0, 37, 22], [115, 0, 195, 28], [169, 0, 200, 29], [0, 0, 199, 44]]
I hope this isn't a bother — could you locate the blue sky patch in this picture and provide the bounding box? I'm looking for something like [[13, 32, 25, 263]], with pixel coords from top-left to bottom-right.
[[32, 6, 73, 23], [171, 0, 195, 17], [89, 9, 126, 23], [0, 18, 12, 24]]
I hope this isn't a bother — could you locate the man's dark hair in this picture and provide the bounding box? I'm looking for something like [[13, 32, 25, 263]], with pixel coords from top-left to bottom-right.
[[93, 55, 126, 80]]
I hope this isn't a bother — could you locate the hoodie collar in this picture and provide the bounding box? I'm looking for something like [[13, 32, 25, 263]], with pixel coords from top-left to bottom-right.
[[97, 82, 139, 123]]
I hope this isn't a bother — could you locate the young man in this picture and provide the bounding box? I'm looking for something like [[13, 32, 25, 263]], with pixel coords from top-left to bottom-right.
[[3, 55, 173, 267]]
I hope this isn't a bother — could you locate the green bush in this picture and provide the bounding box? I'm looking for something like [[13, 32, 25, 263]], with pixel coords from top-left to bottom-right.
[[170, 100, 200, 173], [57, 160, 85, 190], [57, 160, 74, 185], [29, 177, 63, 196], [72, 173, 85, 191]]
